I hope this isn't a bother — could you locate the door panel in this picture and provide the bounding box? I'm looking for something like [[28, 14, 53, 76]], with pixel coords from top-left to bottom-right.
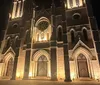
[[37, 61, 47, 76], [6, 58, 13, 77], [78, 60, 89, 77], [37, 56, 48, 76]]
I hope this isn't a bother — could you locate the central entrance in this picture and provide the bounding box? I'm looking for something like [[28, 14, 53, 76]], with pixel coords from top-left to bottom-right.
[[77, 54, 89, 77], [37, 55, 48, 76]]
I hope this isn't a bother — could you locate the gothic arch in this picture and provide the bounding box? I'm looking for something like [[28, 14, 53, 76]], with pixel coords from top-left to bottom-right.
[[6, 37, 11, 48], [25, 30, 30, 43], [3, 52, 14, 62], [70, 29, 75, 43], [2, 51, 15, 78], [71, 47, 93, 78], [31, 50, 51, 77], [57, 25, 63, 41], [33, 50, 50, 61], [14, 36, 19, 47], [77, 54, 89, 77], [35, 17, 50, 26], [72, 47, 93, 60], [82, 27, 88, 41], [34, 17, 51, 42]]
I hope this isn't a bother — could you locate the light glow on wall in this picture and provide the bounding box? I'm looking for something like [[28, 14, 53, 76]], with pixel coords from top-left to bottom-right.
[[11, 0, 25, 19], [16, 72, 20, 78], [71, 72, 75, 80], [94, 74, 99, 80], [66, 0, 84, 9], [29, 72, 32, 78]]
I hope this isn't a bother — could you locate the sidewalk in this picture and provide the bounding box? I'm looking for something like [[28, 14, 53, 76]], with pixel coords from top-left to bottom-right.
[[0, 80, 100, 85]]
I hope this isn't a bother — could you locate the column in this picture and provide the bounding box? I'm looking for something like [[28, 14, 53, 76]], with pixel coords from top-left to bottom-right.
[[61, 0, 71, 82], [20, 0, 25, 17], [11, 48, 19, 80], [32, 61, 35, 77], [73, 0, 77, 7], [50, 1, 57, 80], [50, 46, 57, 80], [23, 50, 31, 79], [48, 61, 51, 77], [67, 0, 71, 9], [79, 0, 83, 6], [62, 22, 71, 82]]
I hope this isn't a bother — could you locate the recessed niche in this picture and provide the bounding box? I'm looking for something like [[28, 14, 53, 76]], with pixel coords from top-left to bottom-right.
[[12, 23, 18, 29], [72, 13, 81, 20]]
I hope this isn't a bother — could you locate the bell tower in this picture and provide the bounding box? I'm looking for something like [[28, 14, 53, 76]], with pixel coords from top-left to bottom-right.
[[64, 0, 100, 79]]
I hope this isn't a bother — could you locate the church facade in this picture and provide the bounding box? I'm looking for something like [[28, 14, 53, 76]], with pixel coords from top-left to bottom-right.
[[0, 0, 100, 81]]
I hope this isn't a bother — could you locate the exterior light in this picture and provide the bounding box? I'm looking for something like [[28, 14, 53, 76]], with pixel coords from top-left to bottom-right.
[[71, 73, 75, 80], [29, 72, 32, 78], [16, 72, 20, 78]]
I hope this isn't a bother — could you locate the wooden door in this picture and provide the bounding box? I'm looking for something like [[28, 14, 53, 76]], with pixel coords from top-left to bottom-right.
[[37, 55, 47, 76], [77, 54, 89, 77]]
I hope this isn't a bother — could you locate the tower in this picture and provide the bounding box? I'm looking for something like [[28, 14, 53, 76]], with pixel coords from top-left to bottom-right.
[[0, 0, 100, 81], [65, 0, 100, 80]]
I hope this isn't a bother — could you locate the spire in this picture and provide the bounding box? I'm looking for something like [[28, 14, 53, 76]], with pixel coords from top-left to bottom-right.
[[60, 0, 65, 8], [60, 0, 66, 21], [51, 0, 55, 14], [32, 0, 36, 8], [51, 0, 55, 7]]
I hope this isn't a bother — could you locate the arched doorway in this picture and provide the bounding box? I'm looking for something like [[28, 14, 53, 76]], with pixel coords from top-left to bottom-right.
[[37, 55, 48, 76], [6, 57, 14, 77], [77, 54, 89, 77]]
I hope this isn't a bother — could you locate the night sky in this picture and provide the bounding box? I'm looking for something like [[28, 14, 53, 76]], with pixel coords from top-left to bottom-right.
[[0, 0, 100, 31]]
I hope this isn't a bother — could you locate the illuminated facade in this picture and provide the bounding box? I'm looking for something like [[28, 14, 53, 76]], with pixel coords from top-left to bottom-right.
[[0, 0, 100, 81]]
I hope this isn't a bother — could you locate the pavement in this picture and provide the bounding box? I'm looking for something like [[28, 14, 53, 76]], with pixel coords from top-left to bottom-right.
[[0, 80, 100, 85]]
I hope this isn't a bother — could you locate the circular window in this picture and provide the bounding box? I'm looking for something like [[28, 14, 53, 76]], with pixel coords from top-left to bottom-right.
[[12, 23, 18, 29], [72, 13, 81, 20], [37, 21, 49, 31]]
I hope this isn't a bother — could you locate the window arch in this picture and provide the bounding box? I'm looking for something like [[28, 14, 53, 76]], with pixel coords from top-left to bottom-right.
[[70, 30, 75, 43], [25, 30, 30, 43], [14, 36, 19, 47], [82, 28, 88, 41], [77, 54, 87, 60], [57, 26, 63, 41]]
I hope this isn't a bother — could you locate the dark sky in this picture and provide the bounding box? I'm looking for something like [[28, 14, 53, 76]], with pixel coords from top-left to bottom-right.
[[0, 0, 100, 31]]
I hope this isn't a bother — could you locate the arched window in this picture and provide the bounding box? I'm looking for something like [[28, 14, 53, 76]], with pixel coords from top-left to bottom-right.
[[57, 26, 63, 41], [6, 58, 14, 76], [83, 28, 88, 41], [6, 37, 11, 48], [71, 30, 75, 43], [25, 30, 30, 43], [15, 36, 19, 47]]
